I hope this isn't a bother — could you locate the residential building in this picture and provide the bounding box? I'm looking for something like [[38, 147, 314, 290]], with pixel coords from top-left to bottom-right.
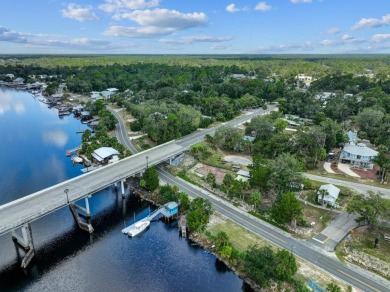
[[340, 143, 378, 169], [92, 147, 120, 164], [317, 184, 340, 207]]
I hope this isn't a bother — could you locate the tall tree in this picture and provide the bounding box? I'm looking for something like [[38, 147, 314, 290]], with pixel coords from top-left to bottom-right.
[[347, 192, 390, 228], [271, 192, 303, 225], [143, 166, 159, 192], [249, 155, 270, 190], [268, 153, 303, 193]]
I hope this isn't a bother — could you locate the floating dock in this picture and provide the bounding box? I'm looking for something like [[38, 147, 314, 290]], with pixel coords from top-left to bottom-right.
[[121, 202, 178, 235]]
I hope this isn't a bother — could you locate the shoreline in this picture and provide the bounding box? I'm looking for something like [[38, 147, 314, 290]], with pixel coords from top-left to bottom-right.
[[135, 190, 260, 291]]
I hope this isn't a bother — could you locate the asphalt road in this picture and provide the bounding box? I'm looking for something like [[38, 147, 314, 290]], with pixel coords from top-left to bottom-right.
[[304, 173, 390, 198], [108, 108, 138, 153], [110, 106, 390, 292], [158, 169, 389, 292]]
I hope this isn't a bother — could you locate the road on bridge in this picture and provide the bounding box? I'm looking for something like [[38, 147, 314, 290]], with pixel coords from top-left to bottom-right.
[[0, 142, 184, 236]]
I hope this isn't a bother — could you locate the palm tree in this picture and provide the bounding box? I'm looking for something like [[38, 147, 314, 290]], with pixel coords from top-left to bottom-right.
[[318, 189, 329, 206]]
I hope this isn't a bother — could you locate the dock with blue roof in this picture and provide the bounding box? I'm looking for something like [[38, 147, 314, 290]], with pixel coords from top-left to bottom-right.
[[121, 201, 178, 235]]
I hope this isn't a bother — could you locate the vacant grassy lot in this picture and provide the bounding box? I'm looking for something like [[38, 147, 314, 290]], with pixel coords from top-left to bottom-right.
[[206, 213, 348, 290]]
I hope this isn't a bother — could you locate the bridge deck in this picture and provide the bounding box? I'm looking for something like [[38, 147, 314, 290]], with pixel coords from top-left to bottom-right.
[[0, 142, 184, 236]]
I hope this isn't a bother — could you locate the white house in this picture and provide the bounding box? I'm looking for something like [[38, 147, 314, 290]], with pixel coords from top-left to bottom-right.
[[317, 184, 340, 207], [92, 147, 120, 164], [340, 130, 378, 169], [106, 88, 119, 93], [296, 74, 312, 87], [340, 143, 378, 169]]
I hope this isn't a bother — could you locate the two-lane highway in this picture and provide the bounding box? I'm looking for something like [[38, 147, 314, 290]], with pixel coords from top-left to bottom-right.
[[158, 169, 389, 292], [111, 107, 389, 291]]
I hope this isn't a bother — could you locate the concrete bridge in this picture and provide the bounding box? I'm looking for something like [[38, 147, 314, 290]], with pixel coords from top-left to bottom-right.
[[0, 105, 276, 267], [0, 141, 184, 237]]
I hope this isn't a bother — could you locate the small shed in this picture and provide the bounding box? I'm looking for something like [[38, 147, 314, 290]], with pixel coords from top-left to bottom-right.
[[236, 169, 250, 178], [317, 184, 340, 206], [161, 202, 179, 218], [92, 147, 120, 164]]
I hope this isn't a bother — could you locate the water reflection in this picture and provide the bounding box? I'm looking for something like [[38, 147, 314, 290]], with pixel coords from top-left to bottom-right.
[[42, 130, 69, 147]]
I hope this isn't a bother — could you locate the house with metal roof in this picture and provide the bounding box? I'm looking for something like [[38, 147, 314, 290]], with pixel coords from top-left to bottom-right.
[[317, 184, 340, 207], [340, 143, 378, 169], [92, 147, 120, 164]]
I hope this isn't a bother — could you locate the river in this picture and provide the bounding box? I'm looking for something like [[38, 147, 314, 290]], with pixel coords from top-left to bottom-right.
[[0, 88, 250, 291]]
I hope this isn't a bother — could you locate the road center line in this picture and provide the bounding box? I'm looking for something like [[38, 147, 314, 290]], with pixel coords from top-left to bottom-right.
[[337, 269, 381, 292]]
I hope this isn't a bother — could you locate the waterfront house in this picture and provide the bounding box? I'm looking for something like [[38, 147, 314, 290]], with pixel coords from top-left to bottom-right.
[[80, 111, 92, 121], [92, 147, 120, 164], [14, 77, 25, 84], [317, 184, 340, 207], [161, 202, 179, 218]]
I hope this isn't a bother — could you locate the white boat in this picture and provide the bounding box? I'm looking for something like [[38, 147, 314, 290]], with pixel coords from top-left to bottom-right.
[[72, 156, 83, 164], [127, 220, 150, 237]]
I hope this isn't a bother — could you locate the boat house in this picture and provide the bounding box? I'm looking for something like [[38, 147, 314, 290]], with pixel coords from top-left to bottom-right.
[[92, 147, 120, 164], [160, 202, 179, 219]]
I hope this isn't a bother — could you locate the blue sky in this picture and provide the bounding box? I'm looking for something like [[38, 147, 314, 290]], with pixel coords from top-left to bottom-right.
[[0, 0, 389, 54]]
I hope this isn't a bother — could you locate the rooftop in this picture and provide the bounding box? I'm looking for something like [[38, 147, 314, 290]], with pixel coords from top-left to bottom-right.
[[92, 147, 120, 162], [343, 143, 378, 157], [318, 184, 340, 202]]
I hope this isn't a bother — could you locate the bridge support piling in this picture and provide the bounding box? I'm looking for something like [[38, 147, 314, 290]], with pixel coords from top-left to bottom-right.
[[84, 197, 91, 218], [121, 180, 125, 198], [70, 204, 94, 233], [11, 223, 35, 268]]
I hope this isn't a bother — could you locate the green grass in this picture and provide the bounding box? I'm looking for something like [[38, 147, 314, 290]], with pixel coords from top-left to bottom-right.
[[208, 213, 273, 252]]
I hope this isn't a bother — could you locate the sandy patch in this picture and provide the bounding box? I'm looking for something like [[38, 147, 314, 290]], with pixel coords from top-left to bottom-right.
[[223, 155, 252, 166]]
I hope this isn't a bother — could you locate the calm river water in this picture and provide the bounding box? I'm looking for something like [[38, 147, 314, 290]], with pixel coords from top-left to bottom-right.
[[0, 88, 250, 291]]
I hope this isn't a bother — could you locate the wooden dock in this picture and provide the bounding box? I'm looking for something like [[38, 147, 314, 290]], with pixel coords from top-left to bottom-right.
[[178, 215, 187, 238]]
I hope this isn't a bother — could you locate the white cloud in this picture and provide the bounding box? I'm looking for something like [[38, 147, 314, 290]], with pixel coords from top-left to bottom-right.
[[290, 0, 312, 3], [104, 26, 174, 38], [372, 34, 390, 42], [323, 27, 340, 35], [226, 4, 240, 13], [160, 35, 232, 45], [319, 39, 339, 46], [42, 130, 69, 148], [183, 35, 232, 43], [0, 27, 27, 43], [255, 2, 272, 11], [211, 44, 228, 50], [99, 0, 159, 13], [352, 14, 390, 30], [341, 34, 353, 41], [114, 9, 208, 30], [61, 3, 99, 22]]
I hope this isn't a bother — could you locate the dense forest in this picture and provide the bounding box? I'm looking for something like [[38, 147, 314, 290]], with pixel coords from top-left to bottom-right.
[[1, 54, 390, 153]]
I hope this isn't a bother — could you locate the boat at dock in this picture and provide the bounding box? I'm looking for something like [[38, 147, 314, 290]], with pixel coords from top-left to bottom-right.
[[127, 220, 150, 237], [71, 155, 83, 164]]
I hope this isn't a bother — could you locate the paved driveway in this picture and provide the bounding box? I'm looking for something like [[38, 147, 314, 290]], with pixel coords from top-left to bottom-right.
[[312, 213, 358, 251], [337, 162, 360, 177]]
